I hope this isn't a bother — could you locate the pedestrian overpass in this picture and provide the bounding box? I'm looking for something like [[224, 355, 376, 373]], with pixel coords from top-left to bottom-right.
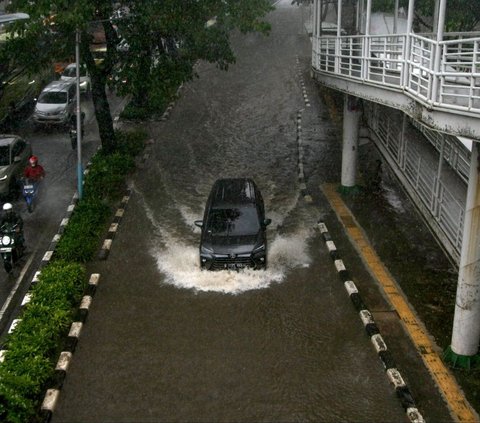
[[309, 0, 480, 367]]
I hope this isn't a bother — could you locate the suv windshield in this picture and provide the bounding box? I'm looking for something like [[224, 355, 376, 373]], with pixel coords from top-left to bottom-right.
[[207, 206, 260, 236], [38, 91, 67, 104], [0, 146, 10, 166]]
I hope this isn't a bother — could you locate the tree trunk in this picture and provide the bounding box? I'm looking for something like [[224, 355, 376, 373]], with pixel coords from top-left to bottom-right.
[[91, 72, 116, 154]]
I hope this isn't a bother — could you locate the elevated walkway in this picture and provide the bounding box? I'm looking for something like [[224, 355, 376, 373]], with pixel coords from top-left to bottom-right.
[[311, 31, 480, 140]]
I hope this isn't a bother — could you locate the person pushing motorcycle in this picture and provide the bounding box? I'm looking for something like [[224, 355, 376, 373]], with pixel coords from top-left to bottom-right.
[[24, 156, 45, 181]]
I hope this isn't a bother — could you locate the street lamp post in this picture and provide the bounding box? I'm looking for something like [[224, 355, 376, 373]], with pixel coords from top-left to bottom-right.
[[75, 29, 83, 199]]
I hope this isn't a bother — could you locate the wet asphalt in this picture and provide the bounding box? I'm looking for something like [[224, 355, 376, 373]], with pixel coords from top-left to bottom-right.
[[52, 2, 454, 422]]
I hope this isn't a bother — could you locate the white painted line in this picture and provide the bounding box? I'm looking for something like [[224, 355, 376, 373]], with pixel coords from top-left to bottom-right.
[[344, 280, 358, 295], [109, 223, 119, 232], [334, 259, 346, 272], [102, 239, 112, 250], [115, 209, 124, 218], [60, 218, 69, 226], [21, 293, 32, 306], [55, 351, 73, 372], [42, 251, 53, 262], [67, 204, 75, 212], [122, 195, 130, 202], [326, 240, 336, 252], [386, 368, 406, 389], [0, 253, 35, 321], [8, 318, 21, 334], [42, 389, 60, 411], [317, 222, 328, 233], [0, 350, 6, 362], [359, 310, 375, 326], [52, 234, 61, 242], [32, 270, 41, 283], [406, 408, 425, 423], [80, 295, 92, 310], [68, 322, 83, 338], [89, 273, 100, 285], [371, 333, 387, 353]]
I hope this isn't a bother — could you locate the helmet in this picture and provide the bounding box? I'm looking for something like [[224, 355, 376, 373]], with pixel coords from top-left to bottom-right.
[[29, 156, 38, 166], [3, 203, 12, 211]]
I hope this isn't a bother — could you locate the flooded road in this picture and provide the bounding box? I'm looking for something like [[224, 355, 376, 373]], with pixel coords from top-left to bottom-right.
[[52, 2, 452, 422]]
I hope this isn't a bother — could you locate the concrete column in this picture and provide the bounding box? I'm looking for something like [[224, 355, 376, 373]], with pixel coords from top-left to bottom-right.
[[403, 0, 415, 87], [341, 95, 361, 189], [450, 142, 480, 359]]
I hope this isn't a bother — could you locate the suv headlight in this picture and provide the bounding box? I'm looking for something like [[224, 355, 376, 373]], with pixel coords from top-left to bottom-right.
[[200, 245, 214, 255], [253, 244, 265, 253]]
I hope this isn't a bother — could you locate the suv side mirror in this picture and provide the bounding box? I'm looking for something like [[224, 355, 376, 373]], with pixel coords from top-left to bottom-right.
[[194, 220, 203, 228], [264, 218, 272, 226]]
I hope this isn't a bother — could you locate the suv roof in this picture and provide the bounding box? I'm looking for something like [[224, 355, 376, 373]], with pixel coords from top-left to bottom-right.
[[210, 178, 257, 206], [41, 79, 74, 92]]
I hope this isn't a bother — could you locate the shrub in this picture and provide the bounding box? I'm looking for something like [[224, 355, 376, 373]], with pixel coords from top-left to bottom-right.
[[0, 262, 85, 423]]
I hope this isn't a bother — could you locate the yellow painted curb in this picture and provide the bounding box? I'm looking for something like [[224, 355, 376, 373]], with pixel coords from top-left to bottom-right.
[[321, 183, 479, 423]]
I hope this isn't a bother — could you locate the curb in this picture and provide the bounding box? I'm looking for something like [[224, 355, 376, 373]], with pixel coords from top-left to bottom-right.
[[317, 221, 425, 423], [39, 273, 101, 423], [98, 191, 131, 260]]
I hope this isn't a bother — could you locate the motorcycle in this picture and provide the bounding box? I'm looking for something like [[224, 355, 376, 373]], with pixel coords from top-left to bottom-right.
[[21, 178, 39, 213], [0, 222, 24, 273]]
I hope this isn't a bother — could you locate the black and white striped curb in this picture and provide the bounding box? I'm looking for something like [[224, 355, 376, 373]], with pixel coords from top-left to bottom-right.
[[317, 221, 425, 423], [296, 55, 310, 108], [98, 190, 132, 260], [296, 109, 312, 204], [39, 273, 101, 423]]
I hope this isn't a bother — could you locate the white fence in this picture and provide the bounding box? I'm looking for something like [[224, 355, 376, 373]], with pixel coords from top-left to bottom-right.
[[312, 32, 480, 114], [363, 102, 466, 261]]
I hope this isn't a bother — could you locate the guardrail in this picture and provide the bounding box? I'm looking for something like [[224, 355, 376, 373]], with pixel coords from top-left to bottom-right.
[[312, 32, 480, 115], [363, 102, 465, 260]]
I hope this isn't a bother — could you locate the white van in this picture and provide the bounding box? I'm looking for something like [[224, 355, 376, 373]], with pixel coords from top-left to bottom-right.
[[32, 80, 76, 127]]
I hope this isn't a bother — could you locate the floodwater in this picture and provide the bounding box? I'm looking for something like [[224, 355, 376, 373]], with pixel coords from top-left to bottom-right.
[[50, 2, 453, 422]]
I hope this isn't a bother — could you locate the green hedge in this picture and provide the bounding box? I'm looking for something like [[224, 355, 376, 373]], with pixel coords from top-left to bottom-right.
[[0, 261, 85, 423], [0, 129, 147, 422]]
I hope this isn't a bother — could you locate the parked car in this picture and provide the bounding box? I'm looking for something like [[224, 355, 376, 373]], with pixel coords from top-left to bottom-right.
[[32, 80, 76, 127], [195, 178, 271, 271], [60, 63, 91, 95], [0, 135, 32, 198]]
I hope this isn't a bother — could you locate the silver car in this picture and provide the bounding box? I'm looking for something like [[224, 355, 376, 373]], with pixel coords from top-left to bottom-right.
[[32, 80, 76, 127], [0, 135, 32, 197]]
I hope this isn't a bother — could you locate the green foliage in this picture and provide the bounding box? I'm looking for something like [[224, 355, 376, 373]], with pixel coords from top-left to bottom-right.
[[4, 0, 272, 153], [0, 128, 147, 421], [55, 128, 147, 262], [0, 262, 85, 423], [54, 200, 110, 262]]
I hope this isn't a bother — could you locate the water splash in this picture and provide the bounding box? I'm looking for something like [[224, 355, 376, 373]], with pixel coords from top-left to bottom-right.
[[134, 182, 313, 294], [151, 230, 312, 295]]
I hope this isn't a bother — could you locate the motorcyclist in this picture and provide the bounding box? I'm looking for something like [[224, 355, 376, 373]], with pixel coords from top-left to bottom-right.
[[24, 155, 46, 182], [0, 202, 24, 249]]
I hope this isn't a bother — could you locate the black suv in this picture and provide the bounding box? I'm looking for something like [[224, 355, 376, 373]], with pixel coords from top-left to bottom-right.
[[195, 178, 271, 270]]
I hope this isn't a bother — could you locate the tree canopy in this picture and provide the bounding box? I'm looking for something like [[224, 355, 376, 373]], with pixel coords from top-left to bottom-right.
[[2, 0, 273, 152]]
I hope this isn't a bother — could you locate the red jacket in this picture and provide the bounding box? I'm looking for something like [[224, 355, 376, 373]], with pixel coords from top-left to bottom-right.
[[24, 164, 45, 181]]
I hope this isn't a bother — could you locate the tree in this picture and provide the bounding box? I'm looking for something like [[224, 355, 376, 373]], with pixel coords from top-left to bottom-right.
[[2, 0, 272, 153]]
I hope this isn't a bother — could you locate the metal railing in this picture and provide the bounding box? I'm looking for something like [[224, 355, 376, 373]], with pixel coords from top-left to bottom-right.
[[363, 102, 465, 259], [312, 32, 480, 114]]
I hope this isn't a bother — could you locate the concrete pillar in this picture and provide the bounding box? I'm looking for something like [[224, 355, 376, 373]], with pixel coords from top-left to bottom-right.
[[341, 95, 361, 189], [403, 0, 415, 87], [450, 142, 480, 361]]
